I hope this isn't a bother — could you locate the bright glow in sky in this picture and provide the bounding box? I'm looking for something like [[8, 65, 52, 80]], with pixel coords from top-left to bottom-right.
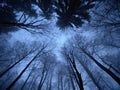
[[10, 23, 75, 62], [53, 31, 72, 61]]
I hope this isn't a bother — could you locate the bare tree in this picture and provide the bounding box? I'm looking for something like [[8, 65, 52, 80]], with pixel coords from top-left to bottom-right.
[[62, 47, 84, 90], [1, 43, 47, 90]]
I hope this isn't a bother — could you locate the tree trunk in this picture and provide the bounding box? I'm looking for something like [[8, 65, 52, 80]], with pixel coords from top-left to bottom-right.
[[0, 50, 33, 77], [6, 48, 44, 90], [80, 47, 120, 85], [78, 59, 102, 90], [67, 53, 84, 90]]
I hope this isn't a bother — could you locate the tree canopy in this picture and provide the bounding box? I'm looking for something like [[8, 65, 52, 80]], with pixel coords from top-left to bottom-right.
[[0, 0, 120, 90], [0, 0, 97, 33]]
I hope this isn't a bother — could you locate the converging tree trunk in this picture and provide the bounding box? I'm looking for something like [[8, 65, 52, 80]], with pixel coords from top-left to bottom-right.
[[79, 47, 120, 85], [78, 58, 102, 90], [63, 49, 84, 90], [6, 46, 46, 90]]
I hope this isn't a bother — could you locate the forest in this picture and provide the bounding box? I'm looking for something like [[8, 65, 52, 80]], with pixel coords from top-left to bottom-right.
[[0, 0, 120, 90]]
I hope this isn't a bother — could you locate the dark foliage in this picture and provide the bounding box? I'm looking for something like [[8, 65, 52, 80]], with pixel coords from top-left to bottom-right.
[[0, 0, 120, 90], [0, 5, 17, 34], [0, 0, 96, 34], [6, 0, 37, 17], [32, 0, 53, 19], [54, 0, 96, 29]]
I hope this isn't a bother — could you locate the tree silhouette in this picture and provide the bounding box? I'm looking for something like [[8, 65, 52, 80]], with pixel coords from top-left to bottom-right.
[[6, 0, 37, 17], [0, 0, 119, 90], [0, 5, 17, 33], [32, 0, 53, 19], [0, 0, 37, 34], [54, 0, 96, 29]]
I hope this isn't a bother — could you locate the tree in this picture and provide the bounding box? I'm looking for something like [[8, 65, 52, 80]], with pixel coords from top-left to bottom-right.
[[90, 0, 120, 48], [62, 47, 84, 90], [0, 41, 48, 90], [88, 0, 120, 76], [0, 5, 17, 33], [0, 0, 120, 90], [77, 56, 102, 90], [0, 0, 48, 34], [0, 0, 97, 33], [32, 0, 53, 19], [0, 42, 34, 77], [37, 52, 57, 90], [54, 0, 96, 29]]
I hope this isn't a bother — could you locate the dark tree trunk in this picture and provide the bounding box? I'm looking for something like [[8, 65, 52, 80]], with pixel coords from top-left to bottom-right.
[[66, 52, 84, 90], [6, 48, 44, 90], [78, 59, 102, 90], [80, 47, 120, 85], [37, 68, 48, 90], [0, 50, 33, 77]]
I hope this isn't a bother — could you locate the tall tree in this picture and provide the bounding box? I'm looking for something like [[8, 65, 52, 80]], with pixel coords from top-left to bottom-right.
[[62, 47, 84, 90], [73, 36, 120, 85]]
